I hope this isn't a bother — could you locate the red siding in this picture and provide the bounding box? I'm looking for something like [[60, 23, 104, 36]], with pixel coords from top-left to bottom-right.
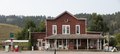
[[47, 12, 86, 37], [31, 32, 46, 40]]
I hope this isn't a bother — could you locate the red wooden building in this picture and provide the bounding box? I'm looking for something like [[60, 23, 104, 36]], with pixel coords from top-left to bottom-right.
[[32, 11, 104, 50]]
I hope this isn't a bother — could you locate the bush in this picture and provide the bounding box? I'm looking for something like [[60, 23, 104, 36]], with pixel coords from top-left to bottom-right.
[[0, 45, 2, 50], [116, 44, 120, 51], [115, 33, 120, 51], [109, 37, 117, 46], [14, 42, 29, 50], [115, 33, 120, 45]]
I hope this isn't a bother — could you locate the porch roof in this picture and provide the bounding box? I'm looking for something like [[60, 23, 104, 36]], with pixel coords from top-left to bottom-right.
[[46, 34, 104, 39]]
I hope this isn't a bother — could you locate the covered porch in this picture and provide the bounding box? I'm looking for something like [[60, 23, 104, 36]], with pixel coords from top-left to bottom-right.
[[45, 34, 104, 50]]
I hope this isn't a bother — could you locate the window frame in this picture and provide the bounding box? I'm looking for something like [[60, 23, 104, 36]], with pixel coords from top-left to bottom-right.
[[62, 25, 70, 34], [52, 25, 57, 35], [75, 25, 80, 34]]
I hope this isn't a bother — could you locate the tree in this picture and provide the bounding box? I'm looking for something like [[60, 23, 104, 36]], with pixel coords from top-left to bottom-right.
[[16, 19, 36, 50], [89, 13, 109, 33], [115, 33, 120, 46], [35, 20, 46, 32], [102, 23, 109, 35], [25, 19, 36, 31], [39, 21, 46, 32], [109, 37, 117, 46]]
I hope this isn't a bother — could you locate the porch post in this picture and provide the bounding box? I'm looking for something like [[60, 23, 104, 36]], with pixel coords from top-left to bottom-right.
[[66, 39, 68, 50], [103, 38, 105, 50], [37, 41, 39, 46], [87, 39, 89, 50], [97, 39, 100, 50], [100, 39, 102, 50], [104, 38, 105, 45], [40, 39, 43, 48], [76, 39, 78, 50], [62, 39, 64, 49], [54, 39, 57, 49], [37, 41, 40, 48], [47, 39, 50, 48]]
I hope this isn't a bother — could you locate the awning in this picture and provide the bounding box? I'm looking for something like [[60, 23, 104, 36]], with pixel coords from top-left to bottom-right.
[[4, 40, 29, 42], [46, 34, 104, 39]]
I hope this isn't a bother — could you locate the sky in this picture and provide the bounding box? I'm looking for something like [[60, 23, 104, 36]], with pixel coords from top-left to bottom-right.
[[0, 0, 120, 16]]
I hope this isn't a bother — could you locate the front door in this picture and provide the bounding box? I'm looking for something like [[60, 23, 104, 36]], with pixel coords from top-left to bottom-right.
[[68, 39, 75, 50], [89, 39, 97, 49]]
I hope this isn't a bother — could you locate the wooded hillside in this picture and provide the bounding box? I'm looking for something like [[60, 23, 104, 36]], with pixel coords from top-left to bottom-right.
[[0, 11, 120, 34]]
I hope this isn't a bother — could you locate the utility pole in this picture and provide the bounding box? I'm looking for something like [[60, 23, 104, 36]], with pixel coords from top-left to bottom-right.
[[28, 28, 32, 50], [28, 28, 31, 40]]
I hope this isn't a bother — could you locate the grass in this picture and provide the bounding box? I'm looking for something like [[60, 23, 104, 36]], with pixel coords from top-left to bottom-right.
[[0, 23, 21, 40], [0, 23, 21, 50]]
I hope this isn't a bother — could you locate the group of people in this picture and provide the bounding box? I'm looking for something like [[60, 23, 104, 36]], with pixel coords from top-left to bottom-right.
[[4, 45, 19, 52], [104, 44, 118, 52]]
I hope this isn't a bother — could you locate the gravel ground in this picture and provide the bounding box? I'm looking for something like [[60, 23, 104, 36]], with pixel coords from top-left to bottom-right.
[[0, 51, 120, 54]]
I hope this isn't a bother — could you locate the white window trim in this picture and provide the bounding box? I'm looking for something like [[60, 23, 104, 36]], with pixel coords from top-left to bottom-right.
[[62, 25, 65, 34], [62, 25, 70, 34], [75, 25, 80, 34], [52, 25, 57, 35]]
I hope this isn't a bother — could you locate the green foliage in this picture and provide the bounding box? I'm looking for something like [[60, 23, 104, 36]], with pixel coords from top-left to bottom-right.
[[39, 21, 46, 32], [16, 19, 45, 50], [35, 20, 46, 32], [28, 39, 32, 50], [89, 13, 109, 33], [115, 33, 120, 46], [0, 44, 2, 49], [28, 35, 37, 50], [109, 37, 117, 46], [0, 15, 46, 27], [17, 19, 36, 40], [75, 12, 120, 35], [25, 20, 36, 30], [0, 12, 120, 35], [16, 30, 28, 40], [14, 42, 29, 50], [103, 23, 109, 33]]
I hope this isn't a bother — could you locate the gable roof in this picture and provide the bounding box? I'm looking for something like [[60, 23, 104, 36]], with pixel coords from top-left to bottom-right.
[[47, 11, 86, 21]]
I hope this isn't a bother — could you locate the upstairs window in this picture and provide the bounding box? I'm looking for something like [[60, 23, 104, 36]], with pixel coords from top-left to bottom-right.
[[52, 25, 57, 35], [76, 25, 80, 34], [62, 25, 70, 34]]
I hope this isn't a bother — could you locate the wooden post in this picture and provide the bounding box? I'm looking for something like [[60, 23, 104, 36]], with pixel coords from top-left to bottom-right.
[[37, 41, 40, 50], [40, 39, 43, 48], [103, 38, 105, 50], [97, 39, 100, 50], [54, 39, 57, 49], [37, 41, 39, 47], [87, 39, 89, 50], [76, 39, 78, 50], [66, 39, 68, 50], [62, 39, 64, 49], [100, 39, 102, 50]]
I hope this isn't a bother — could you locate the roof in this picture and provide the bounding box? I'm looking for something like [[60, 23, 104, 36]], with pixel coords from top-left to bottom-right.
[[47, 11, 86, 21], [46, 34, 104, 39], [87, 31, 102, 33], [87, 31, 102, 34], [31, 32, 46, 34], [4, 40, 29, 42]]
